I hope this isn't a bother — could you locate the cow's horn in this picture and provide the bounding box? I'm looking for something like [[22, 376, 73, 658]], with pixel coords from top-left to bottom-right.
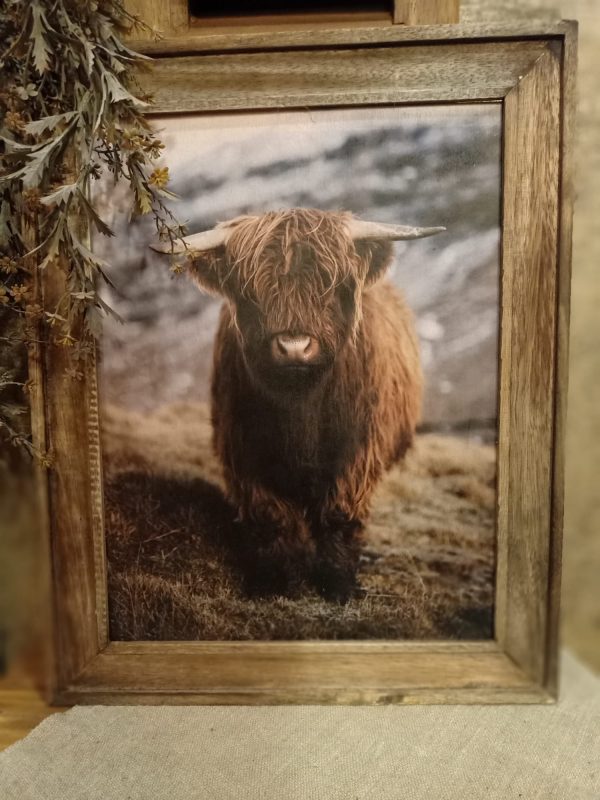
[[346, 219, 446, 241], [149, 227, 230, 255]]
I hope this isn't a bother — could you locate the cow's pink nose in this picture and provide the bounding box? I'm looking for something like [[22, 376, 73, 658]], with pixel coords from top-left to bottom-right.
[[271, 334, 320, 364]]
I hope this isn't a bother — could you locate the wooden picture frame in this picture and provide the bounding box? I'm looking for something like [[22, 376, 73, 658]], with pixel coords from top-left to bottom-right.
[[123, 0, 460, 43], [33, 19, 576, 705]]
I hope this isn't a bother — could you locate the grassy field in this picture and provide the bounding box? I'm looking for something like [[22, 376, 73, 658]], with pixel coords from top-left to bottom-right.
[[102, 403, 496, 641]]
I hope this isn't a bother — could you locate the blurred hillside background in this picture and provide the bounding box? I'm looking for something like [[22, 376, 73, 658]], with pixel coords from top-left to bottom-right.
[[96, 105, 501, 439]]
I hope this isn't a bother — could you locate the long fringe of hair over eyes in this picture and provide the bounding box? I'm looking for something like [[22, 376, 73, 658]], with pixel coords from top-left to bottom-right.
[[223, 209, 369, 338]]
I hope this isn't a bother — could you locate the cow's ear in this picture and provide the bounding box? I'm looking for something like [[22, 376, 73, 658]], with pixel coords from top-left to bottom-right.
[[354, 239, 394, 285], [187, 246, 231, 296]]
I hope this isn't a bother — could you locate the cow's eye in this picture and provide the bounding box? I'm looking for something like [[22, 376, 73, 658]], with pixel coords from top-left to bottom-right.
[[338, 282, 356, 316], [235, 296, 259, 325]]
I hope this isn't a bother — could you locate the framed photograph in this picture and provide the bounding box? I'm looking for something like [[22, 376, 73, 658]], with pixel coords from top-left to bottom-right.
[[34, 20, 576, 704]]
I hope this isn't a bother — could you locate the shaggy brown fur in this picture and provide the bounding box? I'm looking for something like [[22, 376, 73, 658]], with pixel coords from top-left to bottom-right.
[[186, 209, 422, 602]]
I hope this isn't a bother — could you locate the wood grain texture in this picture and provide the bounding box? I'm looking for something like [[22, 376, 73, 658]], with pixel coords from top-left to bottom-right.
[[56, 689, 553, 705], [126, 19, 572, 55], [24, 225, 56, 699], [0, 672, 67, 751], [546, 20, 578, 694], [124, 0, 188, 39], [123, 0, 559, 51], [137, 42, 546, 114], [496, 46, 562, 685], [60, 643, 545, 706], [107, 640, 500, 655], [36, 260, 101, 688], [87, 354, 109, 651], [32, 31, 574, 705], [394, 0, 460, 25]]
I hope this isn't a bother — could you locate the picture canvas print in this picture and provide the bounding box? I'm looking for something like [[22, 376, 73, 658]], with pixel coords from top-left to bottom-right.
[[95, 104, 501, 642]]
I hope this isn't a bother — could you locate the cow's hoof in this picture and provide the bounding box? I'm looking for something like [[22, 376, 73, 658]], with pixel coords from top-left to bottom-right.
[[242, 564, 304, 600], [314, 567, 360, 604]]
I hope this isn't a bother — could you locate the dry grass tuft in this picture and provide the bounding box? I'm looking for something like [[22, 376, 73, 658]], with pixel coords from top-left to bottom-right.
[[102, 403, 495, 641]]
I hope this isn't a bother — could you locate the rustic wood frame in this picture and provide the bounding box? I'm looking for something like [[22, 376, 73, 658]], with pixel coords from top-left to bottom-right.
[[123, 0, 460, 43], [32, 21, 576, 705]]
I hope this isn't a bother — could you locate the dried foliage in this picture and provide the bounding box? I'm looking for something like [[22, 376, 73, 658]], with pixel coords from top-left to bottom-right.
[[0, 0, 184, 462]]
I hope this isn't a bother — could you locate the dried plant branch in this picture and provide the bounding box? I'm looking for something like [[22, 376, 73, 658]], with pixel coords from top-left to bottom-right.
[[0, 0, 184, 464]]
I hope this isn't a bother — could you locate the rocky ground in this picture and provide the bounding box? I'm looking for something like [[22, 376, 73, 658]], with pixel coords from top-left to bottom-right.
[[102, 403, 496, 641]]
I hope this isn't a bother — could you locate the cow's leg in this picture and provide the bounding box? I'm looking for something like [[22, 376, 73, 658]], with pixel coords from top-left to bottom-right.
[[235, 485, 315, 598], [311, 509, 364, 603], [311, 451, 381, 602]]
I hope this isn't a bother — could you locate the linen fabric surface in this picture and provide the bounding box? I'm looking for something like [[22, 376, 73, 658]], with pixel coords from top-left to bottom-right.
[[0, 651, 598, 800]]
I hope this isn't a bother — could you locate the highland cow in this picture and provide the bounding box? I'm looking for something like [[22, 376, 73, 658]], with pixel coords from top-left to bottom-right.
[[153, 209, 444, 602]]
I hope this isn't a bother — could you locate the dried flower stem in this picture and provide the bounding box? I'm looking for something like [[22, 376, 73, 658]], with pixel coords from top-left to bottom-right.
[[0, 0, 184, 464]]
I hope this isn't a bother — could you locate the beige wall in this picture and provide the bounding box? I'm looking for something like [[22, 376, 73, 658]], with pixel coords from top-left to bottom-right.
[[559, 0, 600, 671]]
